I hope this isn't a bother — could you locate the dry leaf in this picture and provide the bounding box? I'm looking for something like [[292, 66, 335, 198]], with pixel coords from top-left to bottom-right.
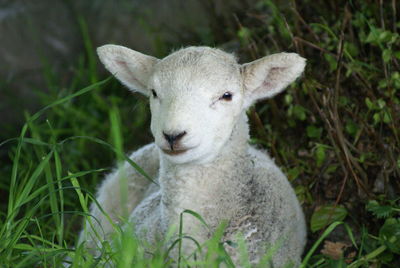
[[321, 240, 350, 260]]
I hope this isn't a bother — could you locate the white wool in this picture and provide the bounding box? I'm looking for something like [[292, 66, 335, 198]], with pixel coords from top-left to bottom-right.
[[80, 45, 307, 266]]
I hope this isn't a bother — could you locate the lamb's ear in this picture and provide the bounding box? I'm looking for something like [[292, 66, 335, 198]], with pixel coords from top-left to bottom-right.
[[97, 45, 158, 96], [241, 53, 306, 107]]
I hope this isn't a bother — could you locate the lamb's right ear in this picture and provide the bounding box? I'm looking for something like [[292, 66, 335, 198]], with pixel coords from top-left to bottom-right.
[[97, 45, 158, 96]]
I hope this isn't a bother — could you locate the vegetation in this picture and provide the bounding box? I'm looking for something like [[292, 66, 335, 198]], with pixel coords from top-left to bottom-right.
[[0, 0, 399, 267]]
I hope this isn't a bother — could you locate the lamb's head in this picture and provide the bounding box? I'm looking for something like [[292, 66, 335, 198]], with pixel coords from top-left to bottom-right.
[[97, 45, 305, 164]]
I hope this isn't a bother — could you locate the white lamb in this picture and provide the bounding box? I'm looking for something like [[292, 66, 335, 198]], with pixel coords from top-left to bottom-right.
[[80, 45, 307, 267]]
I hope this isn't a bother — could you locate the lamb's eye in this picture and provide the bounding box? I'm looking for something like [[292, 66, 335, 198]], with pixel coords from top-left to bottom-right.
[[220, 92, 233, 101], [151, 89, 158, 98]]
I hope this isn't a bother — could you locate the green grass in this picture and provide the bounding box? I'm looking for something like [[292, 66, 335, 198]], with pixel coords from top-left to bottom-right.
[[1, 0, 399, 267]]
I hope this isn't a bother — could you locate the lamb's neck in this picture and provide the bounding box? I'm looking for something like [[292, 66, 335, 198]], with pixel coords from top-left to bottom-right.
[[158, 112, 250, 225]]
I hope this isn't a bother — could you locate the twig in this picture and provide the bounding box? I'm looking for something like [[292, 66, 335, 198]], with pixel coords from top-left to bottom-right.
[[290, 4, 321, 42], [331, 6, 370, 197], [293, 37, 334, 56]]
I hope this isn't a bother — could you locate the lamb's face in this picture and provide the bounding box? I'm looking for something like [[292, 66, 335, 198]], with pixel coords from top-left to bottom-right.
[[148, 50, 243, 163], [97, 45, 306, 164]]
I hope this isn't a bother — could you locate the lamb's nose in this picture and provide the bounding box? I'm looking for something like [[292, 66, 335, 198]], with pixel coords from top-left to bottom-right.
[[163, 131, 187, 150]]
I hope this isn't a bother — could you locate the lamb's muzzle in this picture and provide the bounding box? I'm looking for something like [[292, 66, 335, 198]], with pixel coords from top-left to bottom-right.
[[162, 130, 187, 151]]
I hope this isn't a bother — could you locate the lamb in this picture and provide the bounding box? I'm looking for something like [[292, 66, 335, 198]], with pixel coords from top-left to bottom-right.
[[79, 45, 307, 267]]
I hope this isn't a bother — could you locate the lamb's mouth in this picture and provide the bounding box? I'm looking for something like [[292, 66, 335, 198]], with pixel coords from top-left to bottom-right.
[[162, 149, 189, 156]]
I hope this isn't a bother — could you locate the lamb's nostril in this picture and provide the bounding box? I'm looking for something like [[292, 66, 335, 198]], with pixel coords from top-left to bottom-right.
[[175, 131, 186, 140], [163, 131, 187, 150]]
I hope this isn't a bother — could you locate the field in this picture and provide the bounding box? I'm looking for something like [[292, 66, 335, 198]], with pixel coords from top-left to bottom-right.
[[0, 0, 399, 267]]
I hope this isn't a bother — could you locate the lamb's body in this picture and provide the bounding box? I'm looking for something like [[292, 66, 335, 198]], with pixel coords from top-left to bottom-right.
[[81, 45, 307, 266], [131, 117, 305, 266]]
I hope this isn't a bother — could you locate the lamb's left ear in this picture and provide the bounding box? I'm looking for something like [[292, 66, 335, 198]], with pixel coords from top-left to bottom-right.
[[241, 53, 306, 107]]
